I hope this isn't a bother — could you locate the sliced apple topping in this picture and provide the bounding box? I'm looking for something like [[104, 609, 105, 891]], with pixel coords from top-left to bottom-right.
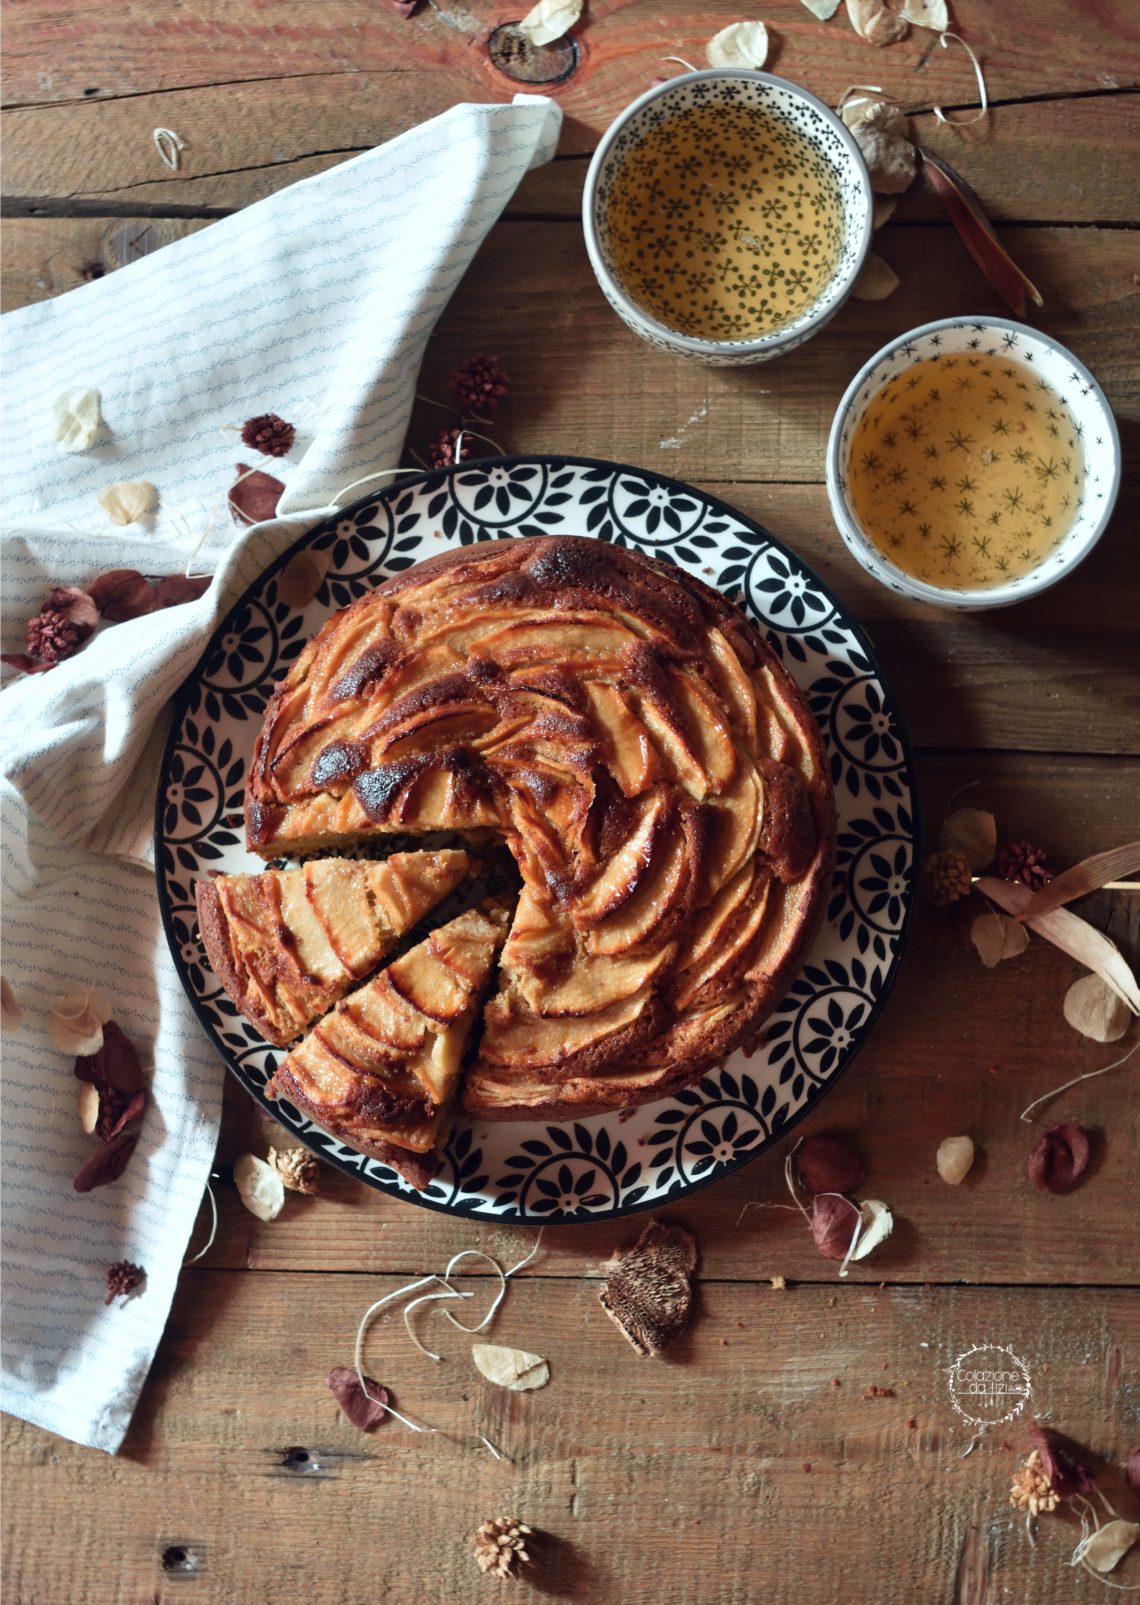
[[572, 789, 673, 927]]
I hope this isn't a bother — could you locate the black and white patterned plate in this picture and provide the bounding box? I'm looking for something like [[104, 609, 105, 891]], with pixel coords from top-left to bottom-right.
[[156, 456, 918, 1222]]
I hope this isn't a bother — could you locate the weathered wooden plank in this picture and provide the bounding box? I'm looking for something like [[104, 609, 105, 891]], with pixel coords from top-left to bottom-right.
[[3, 0, 1138, 123], [0, 215, 210, 309], [3, 1277, 1137, 1603]]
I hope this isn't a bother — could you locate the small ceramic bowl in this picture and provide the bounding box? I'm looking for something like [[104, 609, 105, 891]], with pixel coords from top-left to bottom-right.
[[582, 70, 873, 367], [826, 316, 1121, 610]]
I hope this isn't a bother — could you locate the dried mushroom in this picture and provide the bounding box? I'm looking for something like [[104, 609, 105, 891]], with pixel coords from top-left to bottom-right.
[[844, 101, 916, 194], [598, 1219, 697, 1357]]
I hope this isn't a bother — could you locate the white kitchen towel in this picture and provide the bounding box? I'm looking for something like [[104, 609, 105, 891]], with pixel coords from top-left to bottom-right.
[[0, 93, 561, 1453]]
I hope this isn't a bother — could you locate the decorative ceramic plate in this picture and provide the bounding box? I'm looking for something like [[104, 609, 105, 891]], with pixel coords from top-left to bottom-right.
[[157, 456, 917, 1222]]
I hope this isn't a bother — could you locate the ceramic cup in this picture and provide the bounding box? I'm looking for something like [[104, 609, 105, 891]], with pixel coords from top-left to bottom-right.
[[826, 316, 1122, 610], [582, 70, 873, 367]]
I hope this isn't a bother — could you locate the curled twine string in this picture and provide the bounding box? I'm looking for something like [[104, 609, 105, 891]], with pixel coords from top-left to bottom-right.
[[1068, 1490, 1140, 1591], [153, 128, 186, 171], [182, 1174, 219, 1266], [1019, 1040, 1139, 1124], [932, 32, 989, 127], [352, 1231, 543, 1452]]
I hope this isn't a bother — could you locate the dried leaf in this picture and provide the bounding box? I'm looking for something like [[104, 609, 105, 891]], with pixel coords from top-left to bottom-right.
[[799, 0, 841, 16], [229, 463, 284, 526], [920, 149, 1043, 318], [277, 549, 328, 610], [1026, 1424, 1095, 1497], [1018, 841, 1140, 923], [1125, 1449, 1140, 1493], [940, 808, 996, 872], [706, 20, 770, 70], [73, 1131, 138, 1192], [599, 1219, 697, 1357], [472, 1343, 550, 1391], [97, 481, 159, 527], [797, 1134, 865, 1194], [88, 569, 159, 622], [1, 653, 55, 675], [1, 977, 23, 1032], [847, 0, 908, 46], [970, 910, 1030, 968], [1080, 1520, 1140, 1576], [899, 0, 948, 28], [54, 386, 104, 452], [517, 0, 583, 48], [851, 253, 899, 300], [153, 574, 211, 609], [75, 1019, 143, 1094], [326, 1366, 390, 1431], [1027, 1122, 1091, 1194], [977, 876, 1140, 1014], [847, 1199, 893, 1263], [811, 1193, 860, 1259], [49, 988, 112, 1056], [234, 1152, 286, 1221], [1063, 974, 1132, 1044], [936, 1135, 974, 1184]]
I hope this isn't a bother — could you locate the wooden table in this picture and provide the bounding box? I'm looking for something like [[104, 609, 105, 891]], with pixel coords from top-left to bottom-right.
[[3, 4, 1139, 1600]]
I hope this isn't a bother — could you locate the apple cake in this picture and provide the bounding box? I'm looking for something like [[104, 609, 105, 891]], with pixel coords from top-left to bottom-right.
[[235, 535, 834, 1148]]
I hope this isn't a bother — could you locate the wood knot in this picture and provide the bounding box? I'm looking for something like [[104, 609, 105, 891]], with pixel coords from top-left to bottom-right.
[[486, 22, 578, 85]]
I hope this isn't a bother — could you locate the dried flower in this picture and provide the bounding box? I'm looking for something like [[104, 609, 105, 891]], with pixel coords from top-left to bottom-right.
[[105, 1260, 145, 1304], [54, 386, 104, 452], [1027, 1123, 1091, 1194], [706, 20, 770, 70], [268, 1145, 321, 1195], [241, 413, 296, 458], [326, 1366, 390, 1431], [73, 1131, 138, 1192], [940, 807, 996, 872], [97, 480, 159, 526], [18, 586, 100, 671], [427, 428, 479, 470], [1026, 1423, 1095, 1497], [74, 1019, 146, 1141], [922, 849, 971, 907], [1009, 1450, 1060, 1517], [229, 463, 285, 526], [473, 1517, 533, 1580], [797, 1134, 865, 1195], [599, 1219, 696, 1357], [452, 354, 510, 415], [1, 977, 23, 1032], [1063, 973, 1132, 1043], [997, 840, 1053, 890], [49, 988, 113, 1056], [900, 0, 947, 27], [472, 1343, 550, 1391], [517, 0, 581, 47], [234, 1153, 286, 1220], [936, 1135, 974, 1185]]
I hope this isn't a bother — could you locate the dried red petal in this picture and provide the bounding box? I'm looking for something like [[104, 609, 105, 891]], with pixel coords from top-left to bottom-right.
[[1126, 1449, 1140, 1492], [1027, 1122, 1090, 1193], [152, 573, 211, 608], [390, 0, 419, 14], [104, 1088, 147, 1141], [797, 1134, 865, 1195], [75, 1020, 143, 1094], [1, 653, 56, 674], [88, 569, 159, 622], [229, 463, 284, 526], [326, 1366, 390, 1431], [73, 1131, 138, 1192], [810, 1193, 861, 1260], [1026, 1423, 1095, 1497]]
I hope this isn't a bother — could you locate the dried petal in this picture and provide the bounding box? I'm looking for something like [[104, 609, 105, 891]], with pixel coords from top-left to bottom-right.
[[847, 1199, 893, 1264], [1026, 1424, 1095, 1497], [977, 876, 1140, 1013], [1027, 1122, 1091, 1194], [1, 977, 23, 1032], [54, 386, 104, 452], [229, 463, 284, 526], [940, 807, 996, 872], [73, 1131, 138, 1192], [78, 1080, 101, 1135], [845, 101, 916, 194], [599, 1219, 697, 1357], [326, 1366, 390, 1431], [234, 1152, 286, 1221], [847, 0, 908, 46], [799, 0, 841, 16], [471, 1343, 550, 1391], [1063, 974, 1132, 1043], [46, 585, 99, 634], [797, 1134, 865, 1195], [1080, 1520, 1140, 1576], [1020, 841, 1140, 923], [706, 20, 770, 70], [970, 910, 1030, 968], [517, 0, 583, 48], [153, 573, 211, 609], [104, 1088, 147, 1141], [96, 481, 159, 527], [920, 149, 1043, 318], [276, 549, 328, 610], [1, 653, 55, 675], [936, 1135, 974, 1185], [811, 1193, 861, 1260], [851, 252, 899, 300], [49, 988, 113, 1056], [900, 0, 948, 28], [88, 569, 159, 622], [74, 1019, 143, 1094]]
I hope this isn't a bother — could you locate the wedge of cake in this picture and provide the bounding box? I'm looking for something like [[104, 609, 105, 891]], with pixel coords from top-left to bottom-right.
[[267, 905, 508, 1188], [196, 849, 469, 1047]]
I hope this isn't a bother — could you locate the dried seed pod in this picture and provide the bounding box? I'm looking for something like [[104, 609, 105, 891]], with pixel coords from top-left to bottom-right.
[[1063, 973, 1132, 1043], [810, 1193, 860, 1259], [97, 480, 159, 526], [797, 1134, 865, 1195], [234, 1152, 286, 1220], [78, 1080, 101, 1135], [73, 1131, 138, 1192], [1026, 1423, 1095, 1497], [847, 0, 909, 46], [970, 911, 1030, 968], [1027, 1123, 1090, 1194], [598, 1219, 697, 1357], [471, 1343, 550, 1391], [936, 1135, 974, 1185]]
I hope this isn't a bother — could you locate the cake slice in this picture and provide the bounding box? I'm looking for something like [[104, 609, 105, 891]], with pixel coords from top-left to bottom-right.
[[196, 849, 469, 1047], [266, 905, 508, 1188]]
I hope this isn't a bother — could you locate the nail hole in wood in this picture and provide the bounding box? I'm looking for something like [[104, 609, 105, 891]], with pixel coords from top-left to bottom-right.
[[487, 22, 578, 85], [282, 1445, 320, 1473], [161, 1544, 203, 1576]]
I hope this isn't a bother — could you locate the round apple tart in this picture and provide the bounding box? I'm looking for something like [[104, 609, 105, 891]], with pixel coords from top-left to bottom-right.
[[234, 536, 835, 1145]]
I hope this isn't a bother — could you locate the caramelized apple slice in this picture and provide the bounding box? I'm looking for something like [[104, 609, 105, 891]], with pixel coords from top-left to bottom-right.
[[582, 681, 661, 796], [587, 820, 689, 956], [572, 789, 672, 926]]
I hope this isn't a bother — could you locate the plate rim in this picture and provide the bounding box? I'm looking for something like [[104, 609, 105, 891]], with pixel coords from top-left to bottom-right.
[[155, 452, 921, 1222]]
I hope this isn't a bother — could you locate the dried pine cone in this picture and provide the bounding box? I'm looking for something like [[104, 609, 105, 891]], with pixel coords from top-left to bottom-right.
[[473, 1517, 532, 1580], [1009, 1450, 1059, 1517], [996, 840, 1052, 890], [921, 848, 971, 907], [428, 427, 480, 469], [105, 1260, 145, 1305], [452, 354, 510, 415], [268, 1145, 321, 1195], [241, 413, 296, 458]]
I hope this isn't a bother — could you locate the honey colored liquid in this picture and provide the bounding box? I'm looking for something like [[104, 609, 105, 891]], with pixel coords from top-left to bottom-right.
[[604, 103, 846, 341], [847, 353, 1085, 589]]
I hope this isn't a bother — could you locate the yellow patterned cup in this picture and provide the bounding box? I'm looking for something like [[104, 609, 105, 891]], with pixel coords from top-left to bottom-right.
[[583, 70, 873, 366]]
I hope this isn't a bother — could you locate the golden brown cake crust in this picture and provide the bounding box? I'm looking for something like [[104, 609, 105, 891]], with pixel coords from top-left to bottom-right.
[[244, 535, 835, 1122]]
